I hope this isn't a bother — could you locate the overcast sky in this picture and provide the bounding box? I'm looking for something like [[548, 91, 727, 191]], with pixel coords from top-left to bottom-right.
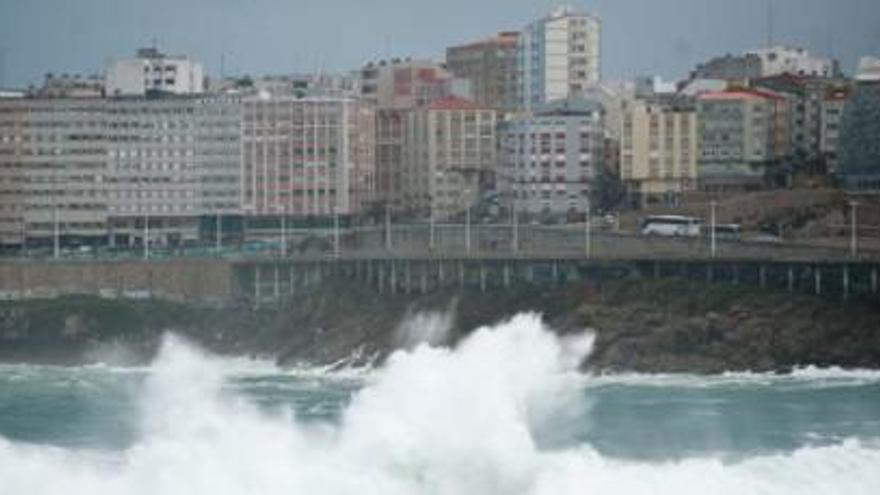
[[1, 0, 878, 87]]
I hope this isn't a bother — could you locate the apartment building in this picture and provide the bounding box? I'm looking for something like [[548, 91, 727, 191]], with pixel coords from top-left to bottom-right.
[[242, 96, 375, 218], [106, 47, 205, 97], [0, 95, 245, 248], [620, 98, 698, 207], [696, 89, 791, 191], [498, 98, 604, 221], [360, 59, 457, 110], [401, 96, 495, 219], [839, 76, 880, 191], [446, 32, 520, 112], [518, 6, 601, 111]]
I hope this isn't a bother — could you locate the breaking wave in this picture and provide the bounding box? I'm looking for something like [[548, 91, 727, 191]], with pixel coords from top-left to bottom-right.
[[1, 314, 879, 494]]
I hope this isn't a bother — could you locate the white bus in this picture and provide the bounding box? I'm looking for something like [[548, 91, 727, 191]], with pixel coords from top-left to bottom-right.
[[640, 215, 703, 237]]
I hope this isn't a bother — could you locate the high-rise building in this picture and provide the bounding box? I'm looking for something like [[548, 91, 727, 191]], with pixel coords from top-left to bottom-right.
[[517, 6, 601, 111], [696, 89, 791, 191], [106, 47, 205, 97], [498, 98, 604, 221], [446, 32, 519, 112], [360, 59, 457, 110], [620, 97, 698, 207], [401, 96, 496, 219], [839, 75, 880, 192], [242, 96, 375, 218]]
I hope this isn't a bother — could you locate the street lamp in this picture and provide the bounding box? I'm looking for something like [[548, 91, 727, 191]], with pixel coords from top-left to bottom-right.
[[584, 194, 592, 259], [850, 200, 859, 258], [710, 200, 717, 259]]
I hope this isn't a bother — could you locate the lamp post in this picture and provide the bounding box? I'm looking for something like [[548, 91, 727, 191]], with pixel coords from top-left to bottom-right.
[[850, 200, 859, 258], [511, 202, 519, 253], [710, 200, 717, 259], [333, 206, 340, 257], [215, 212, 223, 256], [52, 202, 60, 260], [584, 195, 592, 259], [464, 189, 472, 254], [384, 203, 392, 251]]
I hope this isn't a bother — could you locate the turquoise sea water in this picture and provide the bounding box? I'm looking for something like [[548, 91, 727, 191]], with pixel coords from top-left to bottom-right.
[[1, 314, 879, 494]]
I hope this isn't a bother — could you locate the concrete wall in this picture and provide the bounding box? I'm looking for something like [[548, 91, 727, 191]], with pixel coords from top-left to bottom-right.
[[0, 259, 234, 305]]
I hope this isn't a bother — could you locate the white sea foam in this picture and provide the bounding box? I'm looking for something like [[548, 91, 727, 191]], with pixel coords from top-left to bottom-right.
[[1, 314, 879, 494]]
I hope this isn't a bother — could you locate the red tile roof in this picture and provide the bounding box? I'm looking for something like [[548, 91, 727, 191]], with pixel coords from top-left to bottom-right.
[[697, 88, 786, 101], [425, 96, 485, 110]]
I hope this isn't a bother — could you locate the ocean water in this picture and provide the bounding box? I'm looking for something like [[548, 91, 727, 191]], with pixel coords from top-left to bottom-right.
[[0, 313, 879, 494]]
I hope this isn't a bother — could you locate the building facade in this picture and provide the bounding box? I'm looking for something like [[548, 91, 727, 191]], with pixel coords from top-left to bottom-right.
[[746, 46, 838, 78], [401, 97, 496, 219], [620, 98, 698, 207], [839, 79, 880, 191], [696, 89, 791, 191], [242, 96, 375, 218], [518, 7, 601, 111], [446, 32, 519, 112], [360, 59, 457, 110], [106, 48, 205, 97], [498, 98, 604, 221]]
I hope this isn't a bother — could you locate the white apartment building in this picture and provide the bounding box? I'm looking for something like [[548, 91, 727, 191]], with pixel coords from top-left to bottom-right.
[[518, 6, 601, 111], [746, 46, 838, 78], [106, 48, 205, 96], [498, 98, 603, 221]]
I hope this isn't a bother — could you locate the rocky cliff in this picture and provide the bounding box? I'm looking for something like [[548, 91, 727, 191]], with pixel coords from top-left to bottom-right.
[[1, 279, 879, 373]]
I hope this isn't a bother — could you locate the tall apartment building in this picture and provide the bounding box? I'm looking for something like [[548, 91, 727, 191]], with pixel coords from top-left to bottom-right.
[[106, 47, 205, 97], [620, 98, 698, 207], [0, 95, 244, 248], [242, 96, 375, 218], [104, 95, 243, 246], [696, 89, 791, 191], [498, 98, 604, 221], [839, 77, 880, 191], [446, 32, 519, 112], [401, 96, 496, 219], [518, 6, 601, 111]]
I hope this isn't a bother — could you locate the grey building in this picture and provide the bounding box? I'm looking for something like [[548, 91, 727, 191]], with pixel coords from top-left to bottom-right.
[[498, 98, 604, 222], [839, 80, 880, 192]]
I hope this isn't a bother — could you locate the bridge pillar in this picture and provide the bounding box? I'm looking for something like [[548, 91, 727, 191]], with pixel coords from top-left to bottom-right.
[[872, 266, 878, 295], [273, 265, 280, 301], [458, 261, 465, 289], [759, 265, 767, 289], [480, 264, 487, 293], [503, 263, 511, 289], [814, 265, 822, 296], [390, 261, 397, 295], [788, 265, 795, 293], [527, 264, 535, 284], [843, 265, 851, 301], [404, 261, 412, 295], [420, 263, 428, 294], [552, 261, 559, 285], [366, 260, 373, 284], [438, 261, 445, 286], [706, 264, 713, 284], [732, 265, 740, 286], [377, 262, 385, 293], [653, 261, 660, 279], [289, 265, 295, 296]]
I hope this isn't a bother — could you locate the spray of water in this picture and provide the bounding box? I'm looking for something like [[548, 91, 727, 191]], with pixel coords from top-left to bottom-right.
[[1, 314, 879, 494]]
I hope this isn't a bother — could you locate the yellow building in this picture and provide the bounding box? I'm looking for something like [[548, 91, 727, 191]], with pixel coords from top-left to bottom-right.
[[620, 98, 698, 207]]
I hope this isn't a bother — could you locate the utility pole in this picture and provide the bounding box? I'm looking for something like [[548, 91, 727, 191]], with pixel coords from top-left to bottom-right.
[[585, 196, 592, 258], [710, 200, 718, 259]]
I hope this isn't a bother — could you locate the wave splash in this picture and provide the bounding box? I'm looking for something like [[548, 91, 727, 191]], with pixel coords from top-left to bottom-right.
[[1, 314, 879, 494]]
